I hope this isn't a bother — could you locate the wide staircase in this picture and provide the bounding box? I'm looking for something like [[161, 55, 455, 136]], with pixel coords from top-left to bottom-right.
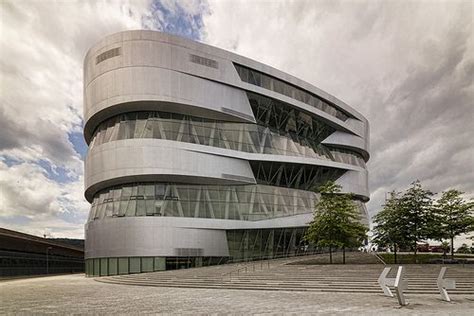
[[96, 254, 474, 295]]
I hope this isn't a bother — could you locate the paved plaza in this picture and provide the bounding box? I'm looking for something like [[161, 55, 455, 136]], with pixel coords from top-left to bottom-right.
[[1, 273, 473, 315]]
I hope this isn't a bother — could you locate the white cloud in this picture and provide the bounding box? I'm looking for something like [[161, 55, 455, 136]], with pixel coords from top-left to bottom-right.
[[1, 0, 472, 243], [0, 0, 152, 238], [202, 0, 474, 219]]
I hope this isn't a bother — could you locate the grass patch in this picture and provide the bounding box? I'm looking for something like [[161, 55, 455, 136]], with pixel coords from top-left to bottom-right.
[[289, 252, 381, 265], [378, 253, 473, 264]]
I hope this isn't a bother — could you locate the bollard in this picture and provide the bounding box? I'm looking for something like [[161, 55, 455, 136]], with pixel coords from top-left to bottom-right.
[[378, 267, 394, 297], [378, 266, 407, 306], [437, 267, 456, 302], [394, 266, 408, 306]]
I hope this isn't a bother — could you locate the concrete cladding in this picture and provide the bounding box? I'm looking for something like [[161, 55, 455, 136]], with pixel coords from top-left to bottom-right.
[[83, 30, 370, 276]]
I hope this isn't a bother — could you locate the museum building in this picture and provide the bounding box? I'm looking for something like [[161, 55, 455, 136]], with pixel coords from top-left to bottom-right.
[[83, 30, 370, 276]]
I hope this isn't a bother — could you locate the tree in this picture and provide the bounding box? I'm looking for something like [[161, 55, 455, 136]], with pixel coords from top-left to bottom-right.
[[457, 243, 471, 254], [398, 180, 435, 263], [372, 191, 408, 263], [434, 190, 474, 259], [305, 181, 367, 264], [441, 241, 450, 259], [339, 217, 367, 264]]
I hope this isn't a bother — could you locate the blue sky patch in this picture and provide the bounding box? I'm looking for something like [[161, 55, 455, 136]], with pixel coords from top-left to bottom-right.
[[68, 131, 87, 160], [143, 0, 209, 40], [38, 159, 76, 183]]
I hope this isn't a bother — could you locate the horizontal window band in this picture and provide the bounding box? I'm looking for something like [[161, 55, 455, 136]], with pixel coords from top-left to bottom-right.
[[86, 182, 368, 224], [88, 111, 366, 168]]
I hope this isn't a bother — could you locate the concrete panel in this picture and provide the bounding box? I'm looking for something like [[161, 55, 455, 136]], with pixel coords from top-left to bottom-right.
[[85, 218, 230, 258], [84, 139, 256, 201], [84, 30, 368, 123], [84, 68, 255, 142], [322, 131, 370, 160], [335, 169, 369, 201]]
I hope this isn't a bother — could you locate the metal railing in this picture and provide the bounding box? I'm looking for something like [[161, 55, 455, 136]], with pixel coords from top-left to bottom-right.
[[220, 249, 327, 282]]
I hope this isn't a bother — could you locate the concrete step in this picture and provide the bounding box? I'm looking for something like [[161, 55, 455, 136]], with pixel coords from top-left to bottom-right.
[[97, 279, 474, 294], [94, 256, 474, 294]]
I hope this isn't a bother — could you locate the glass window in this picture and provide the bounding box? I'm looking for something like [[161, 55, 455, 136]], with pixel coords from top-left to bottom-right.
[[129, 257, 141, 273], [108, 258, 117, 275], [141, 257, 153, 272], [154, 257, 166, 271], [88, 110, 355, 164], [118, 258, 129, 275], [136, 199, 146, 216], [93, 259, 100, 277], [261, 74, 272, 90], [126, 200, 137, 217], [100, 258, 108, 276], [134, 119, 147, 138], [233, 64, 350, 122]]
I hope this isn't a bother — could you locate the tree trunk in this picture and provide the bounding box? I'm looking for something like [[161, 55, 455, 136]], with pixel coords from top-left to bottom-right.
[[329, 245, 333, 264], [451, 236, 454, 260], [414, 242, 417, 264], [343, 246, 346, 264], [394, 244, 397, 264]]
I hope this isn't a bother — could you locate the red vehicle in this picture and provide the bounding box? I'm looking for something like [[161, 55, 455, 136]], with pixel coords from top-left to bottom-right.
[[416, 242, 429, 252], [428, 245, 449, 253]]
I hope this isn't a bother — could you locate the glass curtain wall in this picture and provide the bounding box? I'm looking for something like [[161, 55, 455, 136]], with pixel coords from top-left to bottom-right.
[[87, 183, 319, 223], [85, 256, 227, 276], [84, 227, 315, 276], [250, 161, 346, 191], [89, 111, 366, 168], [227, 227, 310, 261], [234, 64, 349, 121]]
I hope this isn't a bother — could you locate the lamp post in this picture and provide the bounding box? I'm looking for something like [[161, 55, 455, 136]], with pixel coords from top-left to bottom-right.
[[46, 247, 53, 274]]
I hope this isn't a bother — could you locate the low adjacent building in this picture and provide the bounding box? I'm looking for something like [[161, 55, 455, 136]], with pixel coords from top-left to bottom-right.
[[0, 228, 84, 277]]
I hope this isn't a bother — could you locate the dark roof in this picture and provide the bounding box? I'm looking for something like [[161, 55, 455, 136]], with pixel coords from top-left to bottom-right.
[[0, 227, 84, 253]]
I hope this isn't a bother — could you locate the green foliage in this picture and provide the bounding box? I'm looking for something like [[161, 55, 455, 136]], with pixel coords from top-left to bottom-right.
[[373, 191, 409, 251], [456, 243, 471, 254], [379, 253, 471, 264], [373, 180, 435, 263], [304, 181, 367, 262], [373, 181, 474, 262], [434, 189, 474, 258], [441, 241, 450, 259], [398, 180, 436, 253]]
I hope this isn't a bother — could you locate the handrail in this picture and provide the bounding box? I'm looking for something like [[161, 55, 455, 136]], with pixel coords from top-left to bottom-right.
[[220, 249, 328, 282]]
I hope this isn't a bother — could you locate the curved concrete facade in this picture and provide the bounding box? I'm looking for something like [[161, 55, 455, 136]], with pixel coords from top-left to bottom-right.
[[83, 30, 370, 276]]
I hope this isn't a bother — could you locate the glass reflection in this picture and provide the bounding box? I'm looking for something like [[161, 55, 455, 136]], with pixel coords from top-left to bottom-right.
[[90, 111, 366, 167]]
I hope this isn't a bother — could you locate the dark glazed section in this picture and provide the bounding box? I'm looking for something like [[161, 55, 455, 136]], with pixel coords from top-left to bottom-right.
[[89, 111, 366, 167], [235, 64, 350, 121], [87, 183, 319, 222]]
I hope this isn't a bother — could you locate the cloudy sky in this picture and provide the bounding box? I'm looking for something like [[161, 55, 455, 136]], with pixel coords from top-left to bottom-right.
[[0, 0, 472, 242]]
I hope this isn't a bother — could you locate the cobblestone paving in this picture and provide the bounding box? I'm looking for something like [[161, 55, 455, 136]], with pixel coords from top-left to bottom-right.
[[1, 274, 473, 315]]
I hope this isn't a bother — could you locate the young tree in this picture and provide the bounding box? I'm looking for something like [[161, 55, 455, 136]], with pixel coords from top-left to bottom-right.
[[435, 189, 474, 259], [372, 191, 408, 264], [397, 180, 436, 262], [305, 181, 367, 264], [457, 243, 471, 254], [441, 241, 450, 259], [339, 218, 367, 264]]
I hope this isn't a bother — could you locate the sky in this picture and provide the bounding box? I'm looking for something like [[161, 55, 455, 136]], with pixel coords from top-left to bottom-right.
[[0, 0, 473, 245]]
